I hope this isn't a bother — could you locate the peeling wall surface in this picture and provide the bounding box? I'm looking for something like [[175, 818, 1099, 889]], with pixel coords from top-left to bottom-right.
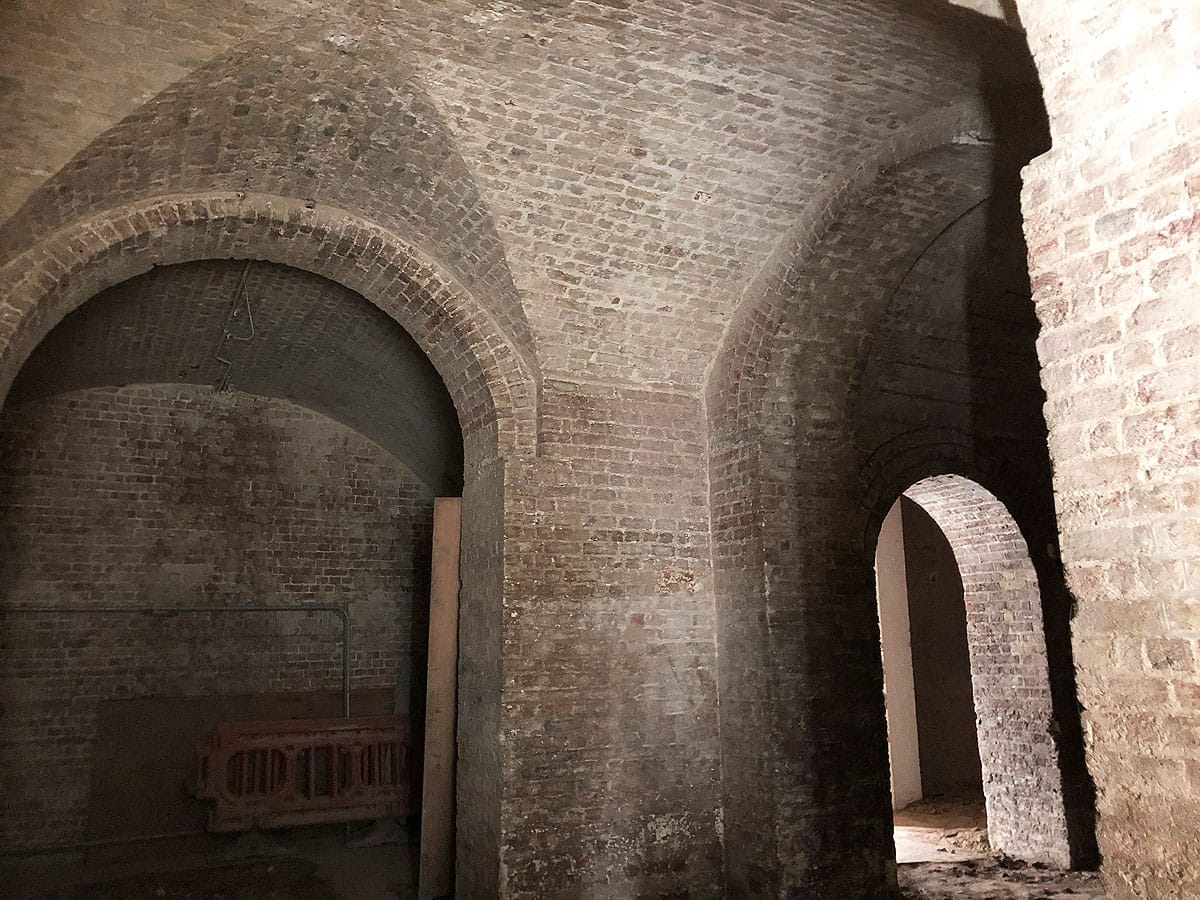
[[0, 0, 1196, 896]]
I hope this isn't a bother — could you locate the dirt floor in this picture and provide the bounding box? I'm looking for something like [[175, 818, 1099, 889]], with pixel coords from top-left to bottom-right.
[[2, 829, 417, 900], [25, 860, 337, 900], [899, 858, 1105, 899], [894, 792, 992, 864], [895, 793, 1104, 898], [4, 809, 1105, 899]]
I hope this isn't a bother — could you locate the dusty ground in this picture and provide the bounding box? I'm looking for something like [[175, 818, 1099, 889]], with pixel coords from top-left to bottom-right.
[[2, 830, 416, 900], [900, 858, 1105, 898], [4, 812, 1105, 899], [25, 860, 337, 900], [895, 793, 1104, 898], [894, 792, 991, 864]]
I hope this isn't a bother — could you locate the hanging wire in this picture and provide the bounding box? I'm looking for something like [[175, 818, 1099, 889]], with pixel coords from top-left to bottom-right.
[[213, 260, 257, 392]]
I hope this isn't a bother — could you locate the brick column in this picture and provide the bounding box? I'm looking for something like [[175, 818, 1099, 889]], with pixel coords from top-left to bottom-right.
[[1018, 3, 1200, 895]]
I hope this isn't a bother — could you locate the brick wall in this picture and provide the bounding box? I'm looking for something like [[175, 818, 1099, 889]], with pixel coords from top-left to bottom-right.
[[848, 144, 1097, 866], [6, 0, 1183, 894], [852, 171, 1052, 516], [708, 118, 1098, 888], [1018, 2, 1200, 895], [0, 4, 1027, 889], [0, 0, 318, 221], [0, 0, 997, 394], [499, 380, 723, 898], [0, 195, 532, 892], [709, 143, 1003, 896], [0, 384, 434, 851]]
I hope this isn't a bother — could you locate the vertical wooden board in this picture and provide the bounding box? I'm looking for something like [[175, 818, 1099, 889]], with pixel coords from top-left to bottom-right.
[[419, 497, 461, 900]]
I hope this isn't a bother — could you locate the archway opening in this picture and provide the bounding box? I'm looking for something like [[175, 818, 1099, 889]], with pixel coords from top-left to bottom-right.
[[0, 259, 465, 896], [876, 494, 987, 864], [875, 474, 1073, 869]]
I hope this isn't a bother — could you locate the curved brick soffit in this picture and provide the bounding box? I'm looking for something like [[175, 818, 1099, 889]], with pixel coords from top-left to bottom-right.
[[788, 146, 994, 534], [861, 435, 1027, 557], [2, 0, 1008, 398], [853, 202, 995, 534], [703, 102, 991, 433], [0, 193, 538, 463], [902, 475, 1041, 607], [904, 472, 1032, 549], [0, 13, 541, 456], [705, 137, 996, 528], [7, 258, 465, 495]]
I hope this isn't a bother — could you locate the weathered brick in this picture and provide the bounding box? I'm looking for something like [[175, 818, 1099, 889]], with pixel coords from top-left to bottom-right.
[[0, 385, 434, 851], [0, 0, 1195, 896]]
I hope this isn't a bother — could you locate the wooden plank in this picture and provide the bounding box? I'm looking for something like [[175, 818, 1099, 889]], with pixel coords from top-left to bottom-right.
[[419, 497, 462, 900]]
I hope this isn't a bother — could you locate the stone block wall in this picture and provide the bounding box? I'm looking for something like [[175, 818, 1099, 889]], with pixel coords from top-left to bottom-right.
[[0, 384, 434, 851]]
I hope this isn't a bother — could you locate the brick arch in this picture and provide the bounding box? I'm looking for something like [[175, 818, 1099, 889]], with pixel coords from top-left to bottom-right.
[[858, 427, 975, 537], [8, 259, 466, 494], [0, 192, 539, 465], [901, 473, 1071, 866], [704, 100, 992, 418], [0, 190, 528, 891], [705, 139, 1002, 896]]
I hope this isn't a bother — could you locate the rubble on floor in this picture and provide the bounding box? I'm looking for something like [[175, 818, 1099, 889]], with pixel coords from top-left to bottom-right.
[[894, 792, 991, 864], [894, 793, 1103, 898], [899, 858, 1105, 899]]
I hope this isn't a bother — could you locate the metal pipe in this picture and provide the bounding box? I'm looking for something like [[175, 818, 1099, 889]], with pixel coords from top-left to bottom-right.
[[3, 604, 352, 717]]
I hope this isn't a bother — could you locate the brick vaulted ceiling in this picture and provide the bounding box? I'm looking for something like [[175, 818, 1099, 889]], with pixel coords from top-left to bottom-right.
[[0, 0, 1040, 393], [8, 261, 465, 493]]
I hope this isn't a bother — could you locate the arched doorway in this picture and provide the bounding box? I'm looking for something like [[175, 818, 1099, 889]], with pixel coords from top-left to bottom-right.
[[877, 495, 982, 812], [876, 474, 1071, 867]]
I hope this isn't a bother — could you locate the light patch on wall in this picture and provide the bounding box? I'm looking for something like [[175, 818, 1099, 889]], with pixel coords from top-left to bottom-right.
[[944, 0, 1019, 27], [657, 568, 698, 595]]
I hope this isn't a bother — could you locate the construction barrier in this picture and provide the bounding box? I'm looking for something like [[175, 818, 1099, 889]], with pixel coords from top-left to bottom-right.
[[194, 716, 414, 831]]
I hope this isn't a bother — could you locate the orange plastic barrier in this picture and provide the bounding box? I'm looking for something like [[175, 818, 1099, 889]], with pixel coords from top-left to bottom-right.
[[194, 716, 414, 831]]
